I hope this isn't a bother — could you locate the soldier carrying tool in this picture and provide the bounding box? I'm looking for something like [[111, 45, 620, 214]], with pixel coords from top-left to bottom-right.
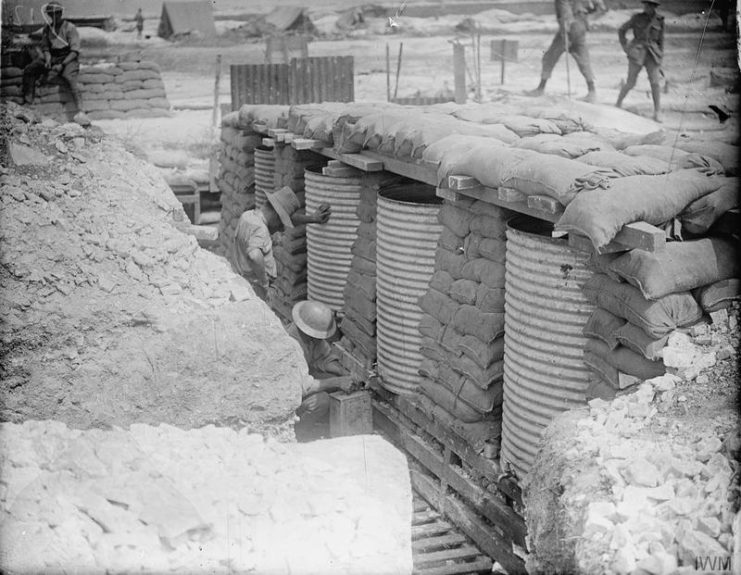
[[526, 0, 607, 103]]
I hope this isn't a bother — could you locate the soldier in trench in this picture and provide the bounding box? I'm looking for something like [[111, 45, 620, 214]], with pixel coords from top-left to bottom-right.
[[288, 300, 358, 438], [21, 1, 90, 126], [231, 186, 330, 300]]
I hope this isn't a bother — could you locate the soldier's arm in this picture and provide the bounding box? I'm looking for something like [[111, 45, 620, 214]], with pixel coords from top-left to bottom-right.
[[617, 16, 633, 48]]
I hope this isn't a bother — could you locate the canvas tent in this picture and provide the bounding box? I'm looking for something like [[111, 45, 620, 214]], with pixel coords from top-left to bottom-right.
[[158, 0, 215, 39]]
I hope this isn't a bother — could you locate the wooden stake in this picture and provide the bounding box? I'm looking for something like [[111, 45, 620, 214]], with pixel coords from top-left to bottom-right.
[[386, 43, 391, 101], [209, 54, 222, 198], [393, 42, 404, 101]]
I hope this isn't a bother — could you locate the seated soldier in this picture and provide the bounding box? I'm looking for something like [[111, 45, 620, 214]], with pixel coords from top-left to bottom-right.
[[231, 186, 330, 300], [22, 1, 90, 126], [288, 300, 357, 438]]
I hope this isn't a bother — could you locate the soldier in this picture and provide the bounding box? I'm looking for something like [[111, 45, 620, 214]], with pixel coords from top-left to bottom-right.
[[231, 186, 330, 300], [526, 0, 606, 103], [21, 1, 90, 126], [288, 300, 356, 439], [135, 8, 144, 39], [615, 0, 665, 123]]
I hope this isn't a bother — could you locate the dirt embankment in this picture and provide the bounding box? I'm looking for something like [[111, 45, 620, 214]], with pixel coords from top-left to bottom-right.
[[0, 102, 306, 437]]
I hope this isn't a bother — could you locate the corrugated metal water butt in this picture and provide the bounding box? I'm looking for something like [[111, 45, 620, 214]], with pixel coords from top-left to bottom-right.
[[376, 184, 443, 395], [254, 145, 275, 210], [501, 216, 595, 479], [304, 167, 363, 310]]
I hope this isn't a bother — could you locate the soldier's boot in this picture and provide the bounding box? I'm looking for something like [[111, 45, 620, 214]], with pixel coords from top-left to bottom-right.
[[525, 79, 547, 97], [70, 88, 91, 126], [650, 83, 662, 123]]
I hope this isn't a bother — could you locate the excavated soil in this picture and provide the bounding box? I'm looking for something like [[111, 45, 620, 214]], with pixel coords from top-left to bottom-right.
[[0, 102, 305, 437]]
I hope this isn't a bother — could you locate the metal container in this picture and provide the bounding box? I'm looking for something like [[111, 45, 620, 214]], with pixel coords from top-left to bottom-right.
[[304, 167, 363, 310], [254, 145, 275, 210], [376, 184, 442, 395], [501, 217, 595, 479]]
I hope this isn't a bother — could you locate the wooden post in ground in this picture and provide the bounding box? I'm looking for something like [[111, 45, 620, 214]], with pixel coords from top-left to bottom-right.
[[209, 54, 222, 197], [453, 42, 466, 104], [386, 43, 391, 101], [393, 42, 404, 100]]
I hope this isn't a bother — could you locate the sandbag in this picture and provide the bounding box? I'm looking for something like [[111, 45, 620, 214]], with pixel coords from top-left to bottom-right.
[[419, 378, 485, 423], [439, 324, 465, 355], [339, 317, 376, 358], [672, 138, 739, 176], [439, 228, 464, 252], [418, 288, 457, 325], [587, 252, 623, 283], [515, 133, 606, 158], [582, 274, 703, 339], [419, 314, 443, 340], [439, 203, 474, 237], [452, 305, 505, 342], [457, 334, 504, 369], [461, 259, 505, 288], [613, 322, 668, 361], [501, 154, 615, 205], [555, 170, 724, 249], [679, 178, 739, 235], [469, 215, 507, 240], [436, 143, 532, 190], [435, 247, 466, 279], [582, 308, 627, 349], [693, 278, 741, 312], [447, 355, 504, 390], [437, 363, 503, 409], [577, 151, 669, 177], [584, 350, 620, 388], [476, 285, 505, 313], [449, 279, 478, 305], [609, 238, 740, 300], [429, 270, 454, 295], [585, 339, 665, 381]]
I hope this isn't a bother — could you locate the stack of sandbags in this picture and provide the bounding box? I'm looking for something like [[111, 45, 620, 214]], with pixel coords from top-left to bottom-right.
[[78, 62, 171, 120], [217, 113, 260, 256], [272, 146, 319, 200], [583, 238, 739, 401], [414, 197, 508, 458], [0, 67, 23, 104], [339, 177, 383, 364], [269, 225, 308, 321]]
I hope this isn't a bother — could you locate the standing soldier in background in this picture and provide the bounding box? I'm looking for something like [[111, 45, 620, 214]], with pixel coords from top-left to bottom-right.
[[135, 8, 144, 39], [615, 0, 665, 122], [22, 1, 90, 126], [526, 0, 606, 103]]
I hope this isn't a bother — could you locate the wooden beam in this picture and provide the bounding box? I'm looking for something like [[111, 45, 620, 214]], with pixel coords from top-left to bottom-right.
[[283, 133, 295, 144], [436, 188, 464, 202], [415, 545, 482, 566], [568, 222, 666, 254], [292, 138, 323, 150], [362, 151, 438, 184], [414, 558, 494, 575], [261, 138, 275, 147], [412, 533, 467, 553], [526, 195, 563, 216], [412, 521, 453, 540], [448, 175, 479, 190], [267, 128, 288, 138], [332, 153, 384, 172], [498, 187, 527, 203]]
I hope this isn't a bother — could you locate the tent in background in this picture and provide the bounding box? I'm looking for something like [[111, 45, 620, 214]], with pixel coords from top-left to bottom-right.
[[158, 0, 215, 39]]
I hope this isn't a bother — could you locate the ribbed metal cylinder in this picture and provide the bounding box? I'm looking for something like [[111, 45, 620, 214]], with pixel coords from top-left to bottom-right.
[[501, 217, 595, 479], [304, 167, 363, 310], [376, 185, 442, 395], [254, 146, 275, 210]]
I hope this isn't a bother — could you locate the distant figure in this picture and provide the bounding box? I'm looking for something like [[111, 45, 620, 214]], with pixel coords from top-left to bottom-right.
[[526, 0, 606, 103], [615, 0, 665, 123], [135, 8, 144, 39], [22, 1, 90, 126], [230, 186, 330, 300]]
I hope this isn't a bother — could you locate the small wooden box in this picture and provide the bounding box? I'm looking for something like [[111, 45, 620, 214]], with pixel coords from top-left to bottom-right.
[[329, 390, 372, 438]]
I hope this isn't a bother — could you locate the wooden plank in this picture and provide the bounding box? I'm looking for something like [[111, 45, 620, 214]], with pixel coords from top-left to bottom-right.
[[292, 138, 323, 150], [331, 153, 384, 172], [363, 151, 438, 185], [261, 138, 275, 147], [283, 133, 295, 144], [448, 175, 479, 190], [568, 221, 666, 254], [413, 510, 440, 525], [268, 128, 288, 138], [437, 188, 464, 202], [324, 166, 362, 178], [445, 184, 561, 223], [416, 545, 481, 566], [413, 533, 467, 553], [497, 187, 527, 202], [414, 499, 430, 513], [526, 195, 563, 216], [413, 471, 525, 575], [412, 521, 453, 540], [413, 558, 493, 575], [375, 400, 526, 546]]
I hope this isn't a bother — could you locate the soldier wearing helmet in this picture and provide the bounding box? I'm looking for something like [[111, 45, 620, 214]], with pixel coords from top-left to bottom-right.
[[288, 300, 356, 438], [21, 1, 90, 125]]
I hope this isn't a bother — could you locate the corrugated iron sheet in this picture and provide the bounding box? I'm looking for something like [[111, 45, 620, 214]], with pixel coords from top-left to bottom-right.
[[304, 169, 362, 310], [501, 219, 595, 479], [254, 146, 275, 210], [376, 188, 442, 395]]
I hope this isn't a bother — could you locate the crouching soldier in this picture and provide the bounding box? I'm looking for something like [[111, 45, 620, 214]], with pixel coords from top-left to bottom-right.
[[22, 1, 90, 126], [230, 186, 330, 300], [288, 300, 358, 438]]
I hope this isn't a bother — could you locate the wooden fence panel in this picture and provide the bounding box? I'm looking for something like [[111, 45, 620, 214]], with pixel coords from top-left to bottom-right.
[[231, 57, 354, 109]]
